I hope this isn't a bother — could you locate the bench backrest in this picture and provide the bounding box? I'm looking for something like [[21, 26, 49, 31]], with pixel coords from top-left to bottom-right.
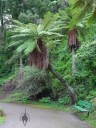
[[77, 100, 92, 109]]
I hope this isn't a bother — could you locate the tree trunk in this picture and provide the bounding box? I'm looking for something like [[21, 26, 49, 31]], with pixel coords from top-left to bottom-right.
[[49, 65, 77, 104], [0, 0, 4, 44], [0, 0, 4, 32], [19, 53, 23, 72], [72, 49, 76, 76]]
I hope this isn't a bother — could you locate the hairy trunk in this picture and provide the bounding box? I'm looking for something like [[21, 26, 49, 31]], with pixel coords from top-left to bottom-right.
[[0, 0, 4, 32], [49, 65, 77, 104], [72, 49, 76, 76], [68, 29, 80, 76], [29, 39, 49, 69], [19, 53, 23, 72], [0, 0, 4, 44]]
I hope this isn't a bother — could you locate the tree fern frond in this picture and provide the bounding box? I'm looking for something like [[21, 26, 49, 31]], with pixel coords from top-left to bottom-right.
[[8, 40, 23, 47], [13, 20, 25, 27], [69, 0, 79, 5], [24, 40, 37, 55], [26, 23, 38, 36], [87, 9, 96, 26], [11, 34, 32, 39], [41, 12, 59, 31], [39, 31, 63, 37], [16, 42, 30, 53]]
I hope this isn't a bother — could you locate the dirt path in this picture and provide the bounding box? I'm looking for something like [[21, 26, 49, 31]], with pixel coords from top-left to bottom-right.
[[0, 102, 89, 128]]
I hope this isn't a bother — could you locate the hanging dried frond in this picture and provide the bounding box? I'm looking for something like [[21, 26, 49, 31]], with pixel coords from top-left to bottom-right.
[[68, 29, 80, 51], [29, 38, 49, 69]]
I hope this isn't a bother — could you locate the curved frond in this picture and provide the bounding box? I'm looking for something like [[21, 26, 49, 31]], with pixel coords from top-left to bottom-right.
[[24, 40, 37, 55]]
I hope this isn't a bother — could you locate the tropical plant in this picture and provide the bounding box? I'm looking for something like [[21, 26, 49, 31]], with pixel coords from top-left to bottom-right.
[[9, 12, 63, 69], [58, 8, 85, 75], [19, 66, 51, 98], [69, 0, 96, 26], [8, 12, 77, 104], [39, 97, 51, 103]]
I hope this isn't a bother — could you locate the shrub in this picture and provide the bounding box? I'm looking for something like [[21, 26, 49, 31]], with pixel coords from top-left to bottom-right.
[[58, 97, 71, 105], [0, 110, 4, 117], [39, 97, 51, 103], [19, 66, 51, 98]]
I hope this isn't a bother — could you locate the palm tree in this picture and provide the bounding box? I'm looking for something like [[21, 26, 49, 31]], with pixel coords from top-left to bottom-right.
[[9, 13, 77, 104]]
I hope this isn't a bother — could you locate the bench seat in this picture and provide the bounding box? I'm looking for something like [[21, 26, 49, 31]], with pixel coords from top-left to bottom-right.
[[73, 105, 88, 112]]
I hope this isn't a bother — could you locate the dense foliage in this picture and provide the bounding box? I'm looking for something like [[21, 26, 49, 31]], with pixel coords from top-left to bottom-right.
[[0, 0, 96, 106]]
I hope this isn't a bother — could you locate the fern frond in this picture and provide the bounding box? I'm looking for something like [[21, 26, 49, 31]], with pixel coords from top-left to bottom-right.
[[24, 40, 37, 55], [13, 20, 25, 27]]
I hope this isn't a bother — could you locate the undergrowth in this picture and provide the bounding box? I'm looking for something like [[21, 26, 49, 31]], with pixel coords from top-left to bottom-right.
[[0, 109, 5, 125]]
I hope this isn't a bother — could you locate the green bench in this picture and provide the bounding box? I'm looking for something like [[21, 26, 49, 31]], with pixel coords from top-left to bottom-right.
[[73, 100, 92, 116]]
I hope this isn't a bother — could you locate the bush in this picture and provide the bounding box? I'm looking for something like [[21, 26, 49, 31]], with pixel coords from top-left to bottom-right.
[[5, 92, 29, 102], [58, 97, 71, 105], [19, 66, 51, 98], [0, 110, 4, 117], [39, 97, 51, 103]]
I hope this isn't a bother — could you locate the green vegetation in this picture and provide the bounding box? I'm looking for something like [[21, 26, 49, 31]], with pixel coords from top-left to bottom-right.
[[0, 0, 96, 128], [0, 109, 5, 124]]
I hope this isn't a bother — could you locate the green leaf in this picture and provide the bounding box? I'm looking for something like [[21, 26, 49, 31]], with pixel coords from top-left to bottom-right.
[[24, 40, 37, 55], [8, 40, 23, 47], [69, 0, 78, 5], [13, 20, 25, 27], [16, 42, 29, 53], [77, 23, 84, 28], [87, 9, 96, 26]]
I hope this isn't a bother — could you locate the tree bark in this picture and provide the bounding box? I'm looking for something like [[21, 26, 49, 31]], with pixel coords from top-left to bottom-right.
[[19, 53, 23, 72], [0, 0, 4, 32], [49, 64, 77, 104], [72, 49, 76, 76]]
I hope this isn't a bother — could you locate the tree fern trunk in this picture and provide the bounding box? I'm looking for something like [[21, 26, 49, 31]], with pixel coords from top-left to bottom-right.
[[0, 0, 4, 32], [72, 49, 76, 76], [49, 64, 77, 104], [19, 53, 23, 72]]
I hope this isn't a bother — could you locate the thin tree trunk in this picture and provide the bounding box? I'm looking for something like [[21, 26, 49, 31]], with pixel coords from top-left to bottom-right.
[[49, 65, 77, 104], [19, 53, 23, 72], [72, 49, 76, 76], [0, 0, 4, 32], [51, 87, 57, 100]]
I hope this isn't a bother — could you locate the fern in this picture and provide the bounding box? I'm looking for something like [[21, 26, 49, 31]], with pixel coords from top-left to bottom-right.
[[8, 13, 63, 55]]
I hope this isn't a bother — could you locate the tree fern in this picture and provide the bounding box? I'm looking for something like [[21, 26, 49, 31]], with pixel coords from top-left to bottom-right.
[[8, 13, 63, 69]]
